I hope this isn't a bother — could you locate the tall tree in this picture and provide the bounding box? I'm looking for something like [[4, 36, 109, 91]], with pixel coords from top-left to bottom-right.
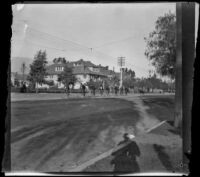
[[109, 75, 120, 87], [86, 79, 102, 90], [57, 65, 77, 88], [27, 50, 48, 92], [122, 68, 135, 88], [126, 69, 135, 78], [144, 11, 176, 79]]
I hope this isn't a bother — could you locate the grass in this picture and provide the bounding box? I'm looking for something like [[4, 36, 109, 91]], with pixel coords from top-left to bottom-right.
[[140, 95, 175, 122]]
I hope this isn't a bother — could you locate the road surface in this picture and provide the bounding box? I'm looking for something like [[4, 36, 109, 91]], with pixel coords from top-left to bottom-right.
[[11, 94, 182, 173]]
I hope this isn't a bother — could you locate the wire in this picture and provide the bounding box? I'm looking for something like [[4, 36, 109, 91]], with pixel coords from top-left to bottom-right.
[[27, 26, 91, 50], [14, 38, 69, 52], [92, 35, 138, 49], [14, 20, 92, 50], [12, 20, 154, 73]]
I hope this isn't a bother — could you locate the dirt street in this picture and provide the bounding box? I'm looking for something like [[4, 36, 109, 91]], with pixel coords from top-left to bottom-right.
[[11, 95, 181, 173]]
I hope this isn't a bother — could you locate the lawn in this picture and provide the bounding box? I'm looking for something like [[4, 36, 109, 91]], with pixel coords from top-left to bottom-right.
[[140, 95, 175, 122]]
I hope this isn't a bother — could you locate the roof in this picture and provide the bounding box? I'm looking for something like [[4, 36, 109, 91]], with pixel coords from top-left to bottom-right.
[[99, 68, 115, 76], [73, 66, 107, 77], [46, 59, 116, 77], [70, 59, 96, 67], [46, 63, 69, 75]]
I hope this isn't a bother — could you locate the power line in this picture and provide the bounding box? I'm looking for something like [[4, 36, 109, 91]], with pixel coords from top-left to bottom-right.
[[14, 39, 69, 53], [28, 26, 92, 50], [92, 35, 138, 49], [13, 20, 92, 50], [12, 21, 153, 73]]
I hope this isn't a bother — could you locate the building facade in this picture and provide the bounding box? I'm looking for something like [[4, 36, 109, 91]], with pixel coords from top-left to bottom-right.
[[45, 59, 115, 89]]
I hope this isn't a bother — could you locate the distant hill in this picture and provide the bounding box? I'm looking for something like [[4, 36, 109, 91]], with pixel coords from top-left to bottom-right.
[[11, 57, 33, 74]]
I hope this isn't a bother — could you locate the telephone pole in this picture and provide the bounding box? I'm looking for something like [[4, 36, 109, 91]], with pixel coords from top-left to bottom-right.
[[21, 62, 27, 83], [117, 56, 125, 87]]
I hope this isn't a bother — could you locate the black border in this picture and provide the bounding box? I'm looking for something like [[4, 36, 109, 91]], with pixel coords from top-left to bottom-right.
[[1, 1, 198, 176]]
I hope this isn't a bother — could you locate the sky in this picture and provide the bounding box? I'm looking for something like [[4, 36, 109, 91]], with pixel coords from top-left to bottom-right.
[[11, 3, 197, 78]]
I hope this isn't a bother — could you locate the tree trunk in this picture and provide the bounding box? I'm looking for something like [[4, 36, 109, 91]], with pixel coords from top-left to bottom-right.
[[35, 82, 38, 93]]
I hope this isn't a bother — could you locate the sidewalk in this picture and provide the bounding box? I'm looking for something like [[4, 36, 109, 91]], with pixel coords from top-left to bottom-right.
[[11, 92, 175, 102]]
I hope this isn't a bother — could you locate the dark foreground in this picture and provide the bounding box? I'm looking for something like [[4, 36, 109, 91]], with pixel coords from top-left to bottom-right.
[[11, 95, 184, 173]]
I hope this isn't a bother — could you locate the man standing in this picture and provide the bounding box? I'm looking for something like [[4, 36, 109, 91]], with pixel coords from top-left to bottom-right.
[[82, 83, 86, 97], [65, 84, 70, 96], [92, 86, 96, 96], [114, 85, 118, 96], [99, 85, 103, 96], [106, 85, 110, 96], [125, 87, 129, 95]]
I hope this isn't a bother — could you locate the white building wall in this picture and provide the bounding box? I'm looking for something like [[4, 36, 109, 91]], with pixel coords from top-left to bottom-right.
[[45, 74, 65, 88], [45, 75, 58, 83], [73, 74, 90, 89], [36, 83, 50, 89], [76, 74, 90, 84], [45, 74, 92, 89]]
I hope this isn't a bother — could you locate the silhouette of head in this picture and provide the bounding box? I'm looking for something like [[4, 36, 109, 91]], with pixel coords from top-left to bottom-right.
[[123, 133, 130, 141]]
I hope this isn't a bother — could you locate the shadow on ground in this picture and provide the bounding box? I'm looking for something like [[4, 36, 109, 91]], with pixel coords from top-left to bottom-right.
[[153, 144, 174, 172], [167, 121, 182, 137], [111, 133, 140, 173]]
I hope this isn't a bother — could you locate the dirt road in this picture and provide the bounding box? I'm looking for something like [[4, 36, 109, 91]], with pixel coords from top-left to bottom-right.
[[11, 95, 181, 173]]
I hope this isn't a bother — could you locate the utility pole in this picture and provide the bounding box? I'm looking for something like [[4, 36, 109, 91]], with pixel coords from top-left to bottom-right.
[[21, 62, 27, 83], [117, 56, 125, 87]]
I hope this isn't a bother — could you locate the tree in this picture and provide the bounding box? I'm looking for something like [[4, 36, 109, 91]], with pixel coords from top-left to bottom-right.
[[144, 11, 176, 79], [126, 69, 135, 78], [109, 75, 120, 88], [27, 50, 48, 92], [57, 65, 77, 89], [122, 69, 135, 88], [86, 79, 102, 90], [44, 80, 54, 87], [14, 78, 20, 87], [53, 57, 67, 64]]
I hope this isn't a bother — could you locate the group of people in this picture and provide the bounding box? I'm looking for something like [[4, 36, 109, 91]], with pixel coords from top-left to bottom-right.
[[114, 86, 129, 96], [98, 85, 130, 96], [65, 83, 129, 97], [20, 82, 27, 93]]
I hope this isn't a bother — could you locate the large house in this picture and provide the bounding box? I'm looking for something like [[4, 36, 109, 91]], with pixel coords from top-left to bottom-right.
[[45, 59, 115, 89]]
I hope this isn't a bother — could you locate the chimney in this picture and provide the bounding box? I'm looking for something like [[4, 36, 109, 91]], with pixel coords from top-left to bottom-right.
[[113, 67, 115, 72]]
